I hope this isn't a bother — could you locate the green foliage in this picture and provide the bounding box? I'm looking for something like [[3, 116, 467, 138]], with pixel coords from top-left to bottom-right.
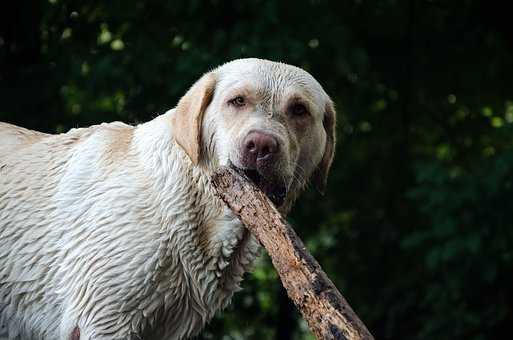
[[1, 1, 513, 339]]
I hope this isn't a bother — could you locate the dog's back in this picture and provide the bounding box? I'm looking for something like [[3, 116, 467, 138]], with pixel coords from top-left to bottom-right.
[[0, 123, 78, 339], [0, 122, 137, 339], [0, 123, 51, 157]]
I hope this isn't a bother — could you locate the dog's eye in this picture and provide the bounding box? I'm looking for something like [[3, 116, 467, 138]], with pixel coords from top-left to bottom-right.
[[229, 96, 246, 107], [290, 103, 308, 117]]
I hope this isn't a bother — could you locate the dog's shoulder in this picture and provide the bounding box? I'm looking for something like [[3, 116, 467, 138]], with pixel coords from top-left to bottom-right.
[[68, 121, 135, 162]]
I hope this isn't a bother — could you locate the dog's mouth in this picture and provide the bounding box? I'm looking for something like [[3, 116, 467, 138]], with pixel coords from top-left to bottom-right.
[[229, 164, 287, 207]]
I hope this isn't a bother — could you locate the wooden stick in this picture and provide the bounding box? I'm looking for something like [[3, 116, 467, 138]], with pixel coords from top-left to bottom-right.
[[211, 167, 375, 340]]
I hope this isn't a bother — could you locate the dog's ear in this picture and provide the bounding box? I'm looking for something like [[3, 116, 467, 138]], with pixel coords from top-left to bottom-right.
[[313, 99, 337, 194], [171, 72, 216, 165]]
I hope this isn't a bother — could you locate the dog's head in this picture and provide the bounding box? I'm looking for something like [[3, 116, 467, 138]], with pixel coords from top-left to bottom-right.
[[171, 58, 336, 211]]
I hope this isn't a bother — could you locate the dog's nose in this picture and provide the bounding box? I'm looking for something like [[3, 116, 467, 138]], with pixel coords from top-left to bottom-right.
[[242, 132, 279, 168]]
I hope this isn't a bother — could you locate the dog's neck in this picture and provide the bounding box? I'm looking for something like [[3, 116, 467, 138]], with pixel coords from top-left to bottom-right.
[[130, 113, 260, 338]]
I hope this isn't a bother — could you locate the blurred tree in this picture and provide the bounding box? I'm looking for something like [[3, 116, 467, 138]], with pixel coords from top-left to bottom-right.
[[1, 1, 512, 339]]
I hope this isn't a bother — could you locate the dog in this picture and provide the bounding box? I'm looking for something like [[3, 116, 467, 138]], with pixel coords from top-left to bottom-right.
[[0, 58, 336, 339]]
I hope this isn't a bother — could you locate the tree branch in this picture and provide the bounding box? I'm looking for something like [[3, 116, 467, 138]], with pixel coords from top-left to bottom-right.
[[211, 167, 374, 340]]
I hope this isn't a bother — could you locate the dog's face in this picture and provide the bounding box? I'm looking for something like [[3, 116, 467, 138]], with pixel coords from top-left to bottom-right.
[[172, 58, 336, 211]]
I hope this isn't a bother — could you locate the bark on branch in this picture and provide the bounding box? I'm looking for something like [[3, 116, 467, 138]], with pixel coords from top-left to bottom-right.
[[211, 167, 375, 340]]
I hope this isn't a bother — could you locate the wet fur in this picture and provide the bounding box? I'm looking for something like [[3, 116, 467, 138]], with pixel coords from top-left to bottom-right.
[[0, 58, 335, 339]]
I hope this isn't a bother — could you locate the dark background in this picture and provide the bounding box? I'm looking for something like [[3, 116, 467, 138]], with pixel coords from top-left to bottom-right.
[[1, 1, 513, 339]]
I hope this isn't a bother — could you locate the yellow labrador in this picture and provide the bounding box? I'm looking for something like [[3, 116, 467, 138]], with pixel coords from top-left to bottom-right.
[[0, 58, 336, 339]]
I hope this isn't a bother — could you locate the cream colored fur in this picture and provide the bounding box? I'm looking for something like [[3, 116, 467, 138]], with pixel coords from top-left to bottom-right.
[[0, 58, 335, 339]]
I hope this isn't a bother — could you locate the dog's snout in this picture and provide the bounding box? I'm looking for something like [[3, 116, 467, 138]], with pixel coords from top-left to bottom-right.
[[238, 132, 286, 205], [242, 132, 279, 168]]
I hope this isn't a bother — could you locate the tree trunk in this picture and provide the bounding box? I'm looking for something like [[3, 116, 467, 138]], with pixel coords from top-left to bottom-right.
[[211, 167, 375, 340]]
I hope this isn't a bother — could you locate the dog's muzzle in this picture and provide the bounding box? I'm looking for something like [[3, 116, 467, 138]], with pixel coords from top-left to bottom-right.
[[229, 163, 287, 207]]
